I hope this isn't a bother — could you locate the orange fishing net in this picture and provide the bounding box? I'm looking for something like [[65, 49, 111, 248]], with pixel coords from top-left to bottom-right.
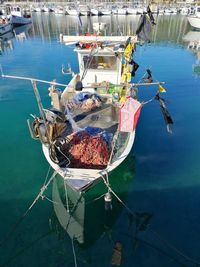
[[67, 132, 110, 169]]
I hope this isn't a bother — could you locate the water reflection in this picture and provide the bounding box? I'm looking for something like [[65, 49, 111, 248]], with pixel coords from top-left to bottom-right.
[[0, 14, 191, 53], [31, 13, 190, 45], [51, 154, 135, 247], [183, 30, 200, 74], [0, 23, 32, 54]]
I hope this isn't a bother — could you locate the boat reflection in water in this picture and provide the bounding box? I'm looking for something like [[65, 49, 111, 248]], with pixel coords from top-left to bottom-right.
[[51, 153, 135, 246], [183, 30, 200, 75], [0, 23, 32, 54]]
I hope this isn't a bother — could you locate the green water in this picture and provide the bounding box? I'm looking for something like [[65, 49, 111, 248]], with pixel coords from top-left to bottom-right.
[[0, 13, 200, 266]]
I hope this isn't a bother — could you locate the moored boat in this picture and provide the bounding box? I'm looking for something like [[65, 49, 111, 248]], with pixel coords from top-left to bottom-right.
[[1, 7, 173, 245], [187, 6, 200, 29], [41, 34, 139, 192], [0, 17, 12, 35], [9, 6, 32, 27]]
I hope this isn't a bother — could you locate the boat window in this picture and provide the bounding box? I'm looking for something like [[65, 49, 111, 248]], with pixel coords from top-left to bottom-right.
[[83, 56, 117, 70], [197, 7, 200, 12]]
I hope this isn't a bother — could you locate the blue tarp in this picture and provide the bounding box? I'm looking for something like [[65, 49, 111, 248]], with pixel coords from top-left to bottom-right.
[[73, 92, 101, 103]]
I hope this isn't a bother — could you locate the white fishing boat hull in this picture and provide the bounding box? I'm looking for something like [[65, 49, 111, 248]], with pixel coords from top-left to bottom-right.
[[66, 9, 80, 16], [90, 9, 99, 16], [101, 10, 112, 16], [43, 131, 135, 192], [0, 22, 12, 35], [187, 16, 200, 29], [113, 8, 127, 15], [127, 8, 137, 15]]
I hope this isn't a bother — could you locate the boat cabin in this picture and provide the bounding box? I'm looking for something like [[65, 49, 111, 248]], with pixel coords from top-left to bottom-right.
[[75, 47, 123, 86]]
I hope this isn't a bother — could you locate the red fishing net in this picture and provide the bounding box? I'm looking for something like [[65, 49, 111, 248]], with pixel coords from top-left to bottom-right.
[[67, 131, 110, 169]]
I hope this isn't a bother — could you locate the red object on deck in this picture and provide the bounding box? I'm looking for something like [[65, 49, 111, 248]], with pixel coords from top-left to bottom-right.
[[68, 132, 110, 169]]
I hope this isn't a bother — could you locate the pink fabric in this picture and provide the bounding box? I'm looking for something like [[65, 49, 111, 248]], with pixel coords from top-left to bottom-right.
[[119, 97, 142, 132]]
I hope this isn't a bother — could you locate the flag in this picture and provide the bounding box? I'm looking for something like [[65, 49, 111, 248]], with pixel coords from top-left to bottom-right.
[[147, 6, 156, 25], [158, 84, 166, 93], [155, 94, 173, 133], [136, 14, 152, 42], [142, 69, 153, 83], [136, 6, 156, 42], [119, 97, 142, 132]]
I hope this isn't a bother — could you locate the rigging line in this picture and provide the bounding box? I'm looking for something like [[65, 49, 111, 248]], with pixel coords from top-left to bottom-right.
[[43, 165, 52, 187], [43, 195, 72, 209], [138, 237, 189, 267], [85, 193, 106, 205], [0, 170, 57, 248], [100, 173, 133, 215], [55, 145, 71, 167], [120, 231, 187, 267], [100, 172, 200, 267], [0, 230, 53, 267], [71, 237, 78, 267], [149, 229, 200, 266], [64, 194, 83, 233]]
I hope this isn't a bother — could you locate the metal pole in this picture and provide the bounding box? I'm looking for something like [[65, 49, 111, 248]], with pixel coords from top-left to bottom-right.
[[31, 80, 50, 144]]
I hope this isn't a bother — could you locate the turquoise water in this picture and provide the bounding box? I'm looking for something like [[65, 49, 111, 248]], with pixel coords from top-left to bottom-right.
[[0, 13, 200, 266]]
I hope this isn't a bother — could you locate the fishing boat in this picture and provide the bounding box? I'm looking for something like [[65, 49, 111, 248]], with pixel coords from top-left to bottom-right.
[[2, 6, 172, 195], [187, 6, 200, 29], [9, 6, 32, 27], [1, 7, 173, 243], [38, 34, 140, 193], [0, 17, 12, 36]]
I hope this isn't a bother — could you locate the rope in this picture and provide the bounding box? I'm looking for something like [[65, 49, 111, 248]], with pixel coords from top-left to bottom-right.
[[0, 169, 57, 248], [71, 237, 78, 267], [100, 171, 200, 267], [55, 145, 71, 167], [43, 165, 51, 186], [85, 193, 106, 205], [0, 230, 52, 267], [100, 173, 133, 215]]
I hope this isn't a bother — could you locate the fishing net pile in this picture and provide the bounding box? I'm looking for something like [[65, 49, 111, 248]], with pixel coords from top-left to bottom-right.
[[65, 127, 113, 169], [67, 92, 102, 112]]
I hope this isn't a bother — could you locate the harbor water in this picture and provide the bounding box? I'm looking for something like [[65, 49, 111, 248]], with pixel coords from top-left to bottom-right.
[[0, 13, 200, 267]]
